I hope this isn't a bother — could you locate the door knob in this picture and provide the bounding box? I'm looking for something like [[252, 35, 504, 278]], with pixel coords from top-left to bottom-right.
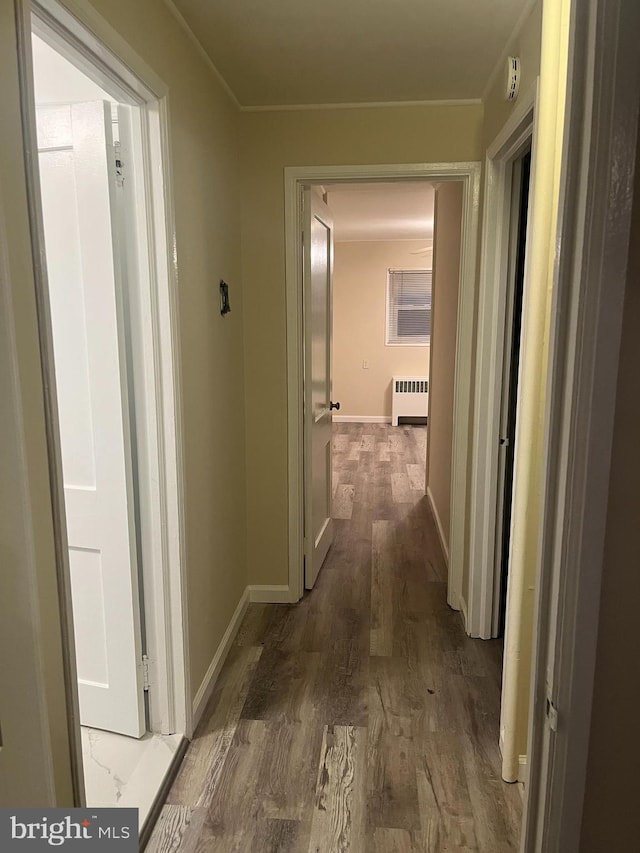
[[329, 401, 341, 411]]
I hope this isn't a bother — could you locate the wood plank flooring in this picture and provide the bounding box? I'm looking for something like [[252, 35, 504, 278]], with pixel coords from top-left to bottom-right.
[[147, 423, 522, 852]]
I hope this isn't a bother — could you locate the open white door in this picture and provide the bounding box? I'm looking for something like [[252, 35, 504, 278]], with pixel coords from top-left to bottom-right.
[[36, 101, 146, 737], [303, 188, 336, 589]]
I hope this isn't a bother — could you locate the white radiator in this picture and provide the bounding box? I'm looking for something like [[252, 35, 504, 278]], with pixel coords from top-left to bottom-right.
[[391, 376, 429, 426]]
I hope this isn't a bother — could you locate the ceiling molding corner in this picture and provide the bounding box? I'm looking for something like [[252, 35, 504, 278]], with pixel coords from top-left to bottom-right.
[[162, 0, 241, 109]]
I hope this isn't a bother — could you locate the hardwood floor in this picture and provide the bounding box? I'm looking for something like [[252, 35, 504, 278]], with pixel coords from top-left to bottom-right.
[[147, 423, 522, 852]]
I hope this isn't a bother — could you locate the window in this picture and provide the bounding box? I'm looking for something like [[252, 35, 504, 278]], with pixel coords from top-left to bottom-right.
[[386, 269, 432, 346]]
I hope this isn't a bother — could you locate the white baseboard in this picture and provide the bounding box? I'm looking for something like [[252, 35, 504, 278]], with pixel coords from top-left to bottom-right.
[[248, 584, 291, 603], [191, 587, 249, 729], [427, 485, 450, 566], [332, 415, 391, 423]]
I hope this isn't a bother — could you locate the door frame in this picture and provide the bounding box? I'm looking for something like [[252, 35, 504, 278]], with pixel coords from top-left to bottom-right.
[[523, 0, 640, 848], [284, 162, 481, 604], [15, 0, 191, 801], [467, 81, 538, 640], [0, 173, 59, 806]]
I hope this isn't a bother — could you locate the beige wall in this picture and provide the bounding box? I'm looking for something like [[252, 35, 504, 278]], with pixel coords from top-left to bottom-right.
[[86, 0, 247, 707], [333, 240, 431, 418], [579, 119, 640, 853], [240, 103, 483, 586], [426, 183, 463, 551], [78, 0, 248, 710], [1, 0, 248, 802]]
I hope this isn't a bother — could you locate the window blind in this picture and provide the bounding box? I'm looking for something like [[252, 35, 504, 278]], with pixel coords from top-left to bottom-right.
[[386, 269, 432, 345]]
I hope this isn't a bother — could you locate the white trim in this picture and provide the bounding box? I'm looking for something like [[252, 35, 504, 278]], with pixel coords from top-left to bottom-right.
[[35, 0, 168, 98], [17, 0, 191, 770], [447, 170, 481, 613], [13, 0, 86, 805], [0, 163, 58, 806], [523, 0, 640, 849], [241, 98, 482, 113], [248, 585, 292, 604], [285, 163, 480, 611], [191, 588, 249, 729], [481, 0, 539, 102], [157, 10, 483, 115], [426, 486, 450, 567], [467, 81, 537, 640], [285, 163, 481, 182], [135, 91, 191, 737], [332, 415, 392, 424], [161, 0, 240, 109]]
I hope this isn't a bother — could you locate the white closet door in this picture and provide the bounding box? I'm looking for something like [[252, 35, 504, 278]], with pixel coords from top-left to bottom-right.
[[37, 101, 145, 738]]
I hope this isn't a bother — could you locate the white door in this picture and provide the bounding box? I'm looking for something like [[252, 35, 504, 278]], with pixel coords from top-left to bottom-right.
[[37, 101, 146, 737], [303, 188, 336, 589]]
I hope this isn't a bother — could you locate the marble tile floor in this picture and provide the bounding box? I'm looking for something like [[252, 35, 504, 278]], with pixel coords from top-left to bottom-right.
[[80, 726, 183, 827]]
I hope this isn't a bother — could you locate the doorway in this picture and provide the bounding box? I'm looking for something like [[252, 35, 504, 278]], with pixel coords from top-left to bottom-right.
[[467, 92, 537, 643], [495, 149, 532, 636], [33, 33, 147, 741], [303, 181, 435, 591], [20, 3, 189, 824], [466, 90, 536, 786], [285, 163, 481, 606]]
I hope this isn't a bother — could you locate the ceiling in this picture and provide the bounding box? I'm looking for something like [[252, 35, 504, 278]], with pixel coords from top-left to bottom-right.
[[172, 0, 531, 107], [326, 182, 434, 242]]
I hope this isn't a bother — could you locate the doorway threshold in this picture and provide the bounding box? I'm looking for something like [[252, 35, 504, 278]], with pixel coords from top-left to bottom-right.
[[80, 727, 183, 827]]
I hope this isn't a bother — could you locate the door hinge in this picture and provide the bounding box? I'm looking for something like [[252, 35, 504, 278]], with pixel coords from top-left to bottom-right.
[[546, 696, 559, 732], [499, 436, 510, 447], [142, 654, 151, 691], [114, 141, 125, 187]]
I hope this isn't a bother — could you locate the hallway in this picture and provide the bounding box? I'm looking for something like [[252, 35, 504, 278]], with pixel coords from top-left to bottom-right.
[[148, 424, 522, 852]]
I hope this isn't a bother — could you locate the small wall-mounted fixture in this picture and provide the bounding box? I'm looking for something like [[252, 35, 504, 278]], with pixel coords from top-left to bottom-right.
[[220, 280, 231, 316], [505, 56, 521, 101]]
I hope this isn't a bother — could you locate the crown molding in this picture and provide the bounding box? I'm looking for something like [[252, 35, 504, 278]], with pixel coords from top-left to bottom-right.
[[165, 0, 532, 114], [240, 98, 482, 113]]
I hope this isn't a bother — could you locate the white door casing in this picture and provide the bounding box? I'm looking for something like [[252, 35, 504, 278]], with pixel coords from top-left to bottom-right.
[[286, 163, 481, 606], [467, 84, 537, 641], [492, 152, 529, 638], [37, 100, 146, 738], [303, 188, 335, 589]]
